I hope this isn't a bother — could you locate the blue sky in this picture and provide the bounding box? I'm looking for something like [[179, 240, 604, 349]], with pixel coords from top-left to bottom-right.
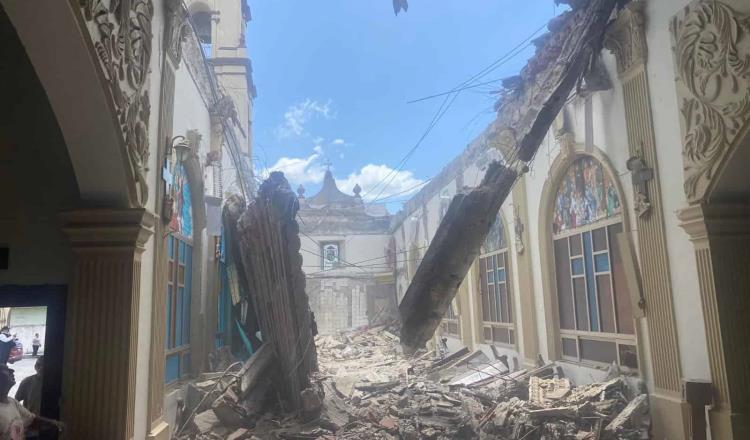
[[247, 1, 558, 211]]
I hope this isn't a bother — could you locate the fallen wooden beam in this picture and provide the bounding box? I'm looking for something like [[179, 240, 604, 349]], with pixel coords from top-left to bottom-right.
[[238, 344, 275, 399], [397, 0, 618, 355], [399, 162, 517, 353], [490, 0, 619, 162]]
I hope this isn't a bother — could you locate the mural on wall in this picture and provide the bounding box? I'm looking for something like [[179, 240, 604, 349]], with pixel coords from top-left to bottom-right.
[[553, 156, 620, 234], [169, 162, 194, 239], [482, 214, 507, 254]]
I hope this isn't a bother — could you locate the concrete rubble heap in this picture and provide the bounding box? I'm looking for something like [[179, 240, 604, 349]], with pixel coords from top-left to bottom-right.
[[177, 324, 649, 439]]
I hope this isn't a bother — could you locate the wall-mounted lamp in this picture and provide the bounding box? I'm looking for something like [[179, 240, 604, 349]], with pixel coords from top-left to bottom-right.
[[170, 135, 190, 163], [162, 135, 191, 226]]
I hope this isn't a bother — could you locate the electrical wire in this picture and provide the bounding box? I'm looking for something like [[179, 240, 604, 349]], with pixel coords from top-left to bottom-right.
[[362, 21, 549, 205], [364, 91, 461, 203], [365, 177, 434, 206], [406, 22, 548, 105]]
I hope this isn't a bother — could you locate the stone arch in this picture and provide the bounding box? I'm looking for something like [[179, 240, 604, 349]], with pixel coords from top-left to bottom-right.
[[2, 1, 150, 207], [536, 143, 636, 363], [671, 0, 750, 204]]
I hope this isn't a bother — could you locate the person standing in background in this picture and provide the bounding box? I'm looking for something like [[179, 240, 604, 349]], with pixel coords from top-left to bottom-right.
[[0, 329, 15, 365], [14, 357, 42, 415], [0, 363, 62, 439], [30, 335, 40, 358]]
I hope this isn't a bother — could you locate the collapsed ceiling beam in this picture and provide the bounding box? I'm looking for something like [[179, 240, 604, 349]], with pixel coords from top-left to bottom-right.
[[399, 0, 619, 353]]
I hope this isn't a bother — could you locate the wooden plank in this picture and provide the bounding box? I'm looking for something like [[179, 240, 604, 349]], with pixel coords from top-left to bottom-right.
[[238, 344, 275, 399]]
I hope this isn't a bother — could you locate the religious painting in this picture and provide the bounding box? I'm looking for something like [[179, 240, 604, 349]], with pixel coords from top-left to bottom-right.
[[482, 214, 507, 254], [322, 242, 340, 270], [168, 162, 194, 240], [552, 156, 620, 235]]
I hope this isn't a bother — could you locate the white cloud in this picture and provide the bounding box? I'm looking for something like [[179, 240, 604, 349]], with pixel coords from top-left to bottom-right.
[[336, 164, 424, 202], [267, 154, 325, 186], [275, 99, 334, 139], [332, 138, 346, 145], [313, 145, 324, 154]]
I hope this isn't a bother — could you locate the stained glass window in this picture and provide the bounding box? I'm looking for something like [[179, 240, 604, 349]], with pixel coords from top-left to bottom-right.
[[168, 162, 193, 240], [551, 156, 636, 369], [482, 214, 507, 254], [478, 214, 514, 345], [552, 156, 620, 235], [165, 234, 192, 383]]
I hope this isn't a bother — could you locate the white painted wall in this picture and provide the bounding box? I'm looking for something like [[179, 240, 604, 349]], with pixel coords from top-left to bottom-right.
[[300, 233, 391, 274]]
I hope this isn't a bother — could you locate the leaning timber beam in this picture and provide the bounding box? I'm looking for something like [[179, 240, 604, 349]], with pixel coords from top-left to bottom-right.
[[400, 162, 517, 353], [399, 0, 618, 353]]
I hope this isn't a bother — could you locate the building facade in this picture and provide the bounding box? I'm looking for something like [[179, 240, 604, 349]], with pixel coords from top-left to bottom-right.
[[0, 0, 748, 439], [298, 170, 397, 335], [391, 1, 750, 439]]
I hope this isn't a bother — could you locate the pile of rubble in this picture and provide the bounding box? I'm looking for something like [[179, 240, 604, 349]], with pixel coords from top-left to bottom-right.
[[175, 324, 649, 439]]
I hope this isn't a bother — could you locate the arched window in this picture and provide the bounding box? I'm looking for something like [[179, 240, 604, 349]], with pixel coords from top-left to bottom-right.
[[551, 156, 637, 369], [192, 11, 211, 43], [441, 298, 460, 337], [478, 213, 514, 345], [166, 161, 194, 383], [191, 10, 212, 56], [321, 242, 340, 270]]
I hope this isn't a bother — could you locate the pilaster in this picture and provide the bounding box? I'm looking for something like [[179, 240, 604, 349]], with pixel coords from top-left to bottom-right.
[[678, 204, 750, 439], [604, 2, 687, 438], [510, 179, 539, 368], [61, 208, 154, 440], [147, 1, 184, 435]]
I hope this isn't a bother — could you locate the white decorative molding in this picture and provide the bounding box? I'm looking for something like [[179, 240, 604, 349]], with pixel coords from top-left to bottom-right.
[[604, 1, 647, 77], [671, 0, 750, 202], [165, 0, 189, 66], [78, 0, 154, 206]]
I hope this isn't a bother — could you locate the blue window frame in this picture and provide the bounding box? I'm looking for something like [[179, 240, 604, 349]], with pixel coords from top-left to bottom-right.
[[166, 234, 192, 384]]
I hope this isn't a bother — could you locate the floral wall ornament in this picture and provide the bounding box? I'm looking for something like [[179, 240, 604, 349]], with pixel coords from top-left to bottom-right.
[[603, 1, 648, 77], [671, 0, 750, 202], [78, 0, 154, 207], [165, 0, 189, 66]]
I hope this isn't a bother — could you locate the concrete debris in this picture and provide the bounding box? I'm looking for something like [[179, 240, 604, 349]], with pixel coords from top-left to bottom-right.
[[178, 324, 650, 439], [192, 409, 221, 434]]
